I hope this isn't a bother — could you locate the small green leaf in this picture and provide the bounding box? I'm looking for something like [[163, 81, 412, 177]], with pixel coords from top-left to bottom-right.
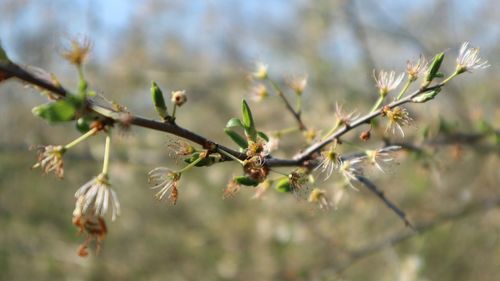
[[0, 41, 10, 63], [224, 128, 248, 149], [226, 118, 244, 128], [234, 176, 260, 187], [257, 131, 269, 142], [184, 152, 220, 167], [425, 52, 445, 82], [32, 99, 79, 123], [151, 81, 168, 119], [275, 177, 292, 193], [412, 88, 441, 103], [241, 99, 257, 141]]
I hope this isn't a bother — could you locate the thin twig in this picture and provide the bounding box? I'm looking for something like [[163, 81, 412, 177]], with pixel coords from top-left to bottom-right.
[[268, 79, 307, 131], [356, 175, 413, 228], [332, 194, 500, 273], [293, 84, 443, 162]]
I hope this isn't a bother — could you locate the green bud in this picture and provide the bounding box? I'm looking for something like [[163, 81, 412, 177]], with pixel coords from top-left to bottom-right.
[[411, 88, 441, 103], [151, 81, 168, 119], [234, 176, 260, 187], [275, 177, 292, 193], [76, 117, 92, 133], [226, 117, 244, 128], [257, 131, 269, 142], [32, 96, 83, 123], [241, 99, 257, 141], [224, 128, 248, 149], [425, 52, 445, 83], [184, 152, 220, 167]]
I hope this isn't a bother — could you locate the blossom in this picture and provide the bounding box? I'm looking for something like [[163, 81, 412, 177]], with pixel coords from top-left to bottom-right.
[[364, 146, 401, 173], [62, 37, 92, 66], [314, 147, 338, 180], [252, 180, 271, 200], [406, 55, 428, 82], [223, 179, 241, 199], [335, 102, 359, 127], [253, 62, 268, 80], [171, 90, 187, 106], [288, 76, 308, 94], [308, 188, 331, 209], [263, 137, 279, 154], [373, 70, 404, 97], [383, 106, 413, 137], [148, 167, 181, 204], [338, 157, 363, 189], [74, 173, 121, 221], [456, 42, 489, 74], [250, 83, 268, 102], [32, 145, 66, 179]]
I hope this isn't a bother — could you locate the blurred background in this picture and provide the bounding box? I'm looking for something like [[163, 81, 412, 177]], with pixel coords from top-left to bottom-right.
[[1, 0, 499, 280]]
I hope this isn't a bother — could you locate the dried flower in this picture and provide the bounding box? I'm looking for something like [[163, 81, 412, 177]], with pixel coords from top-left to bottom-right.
[[314, 147, 338, 180], [456, 42, 489, 74], [167, 139, 195, 157], [338, 158, 363, 189], [74, 173, 121, 221], [62, 37, 92, 66], [72, 204, 107, 257], [308, 188, 331, 209], [383, 106, 413, 137], [223, 179, 241, 199], [364, 146, 400, 173], [373, 70, 404, 97], [288, 76, 308, 95], [171, 90, 187, 106], [289, 169, 313, 198], [406, 55, 428, 82], [32, 145, 66, 179], [335, 103, 359, 127], [148, 167, 181, 204], [243, 156, 269, 182], [252, 180, 271, 200]]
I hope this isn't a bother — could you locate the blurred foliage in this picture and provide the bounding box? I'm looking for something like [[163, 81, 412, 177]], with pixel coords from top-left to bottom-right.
[[0, 0, 499, 280]]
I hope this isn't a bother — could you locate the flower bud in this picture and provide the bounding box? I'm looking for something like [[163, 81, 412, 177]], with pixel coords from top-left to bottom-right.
[[171, 90, 187, 107]]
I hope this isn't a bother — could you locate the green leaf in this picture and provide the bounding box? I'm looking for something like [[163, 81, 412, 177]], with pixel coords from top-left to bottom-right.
[[275, 177, 292, 193], [411, 88, 441, 103], [224, 128, 248, 149], [226, 118, 244, 128], [425, 52, 445, 82], [151, 81, 168, 119], [241, 99, 257, 141], [184, 152, 220, 167], [257, 131, 269, 142], [234, 176, 260, 187], [32, 98, 80, 123], [0, 41, 10, 63]]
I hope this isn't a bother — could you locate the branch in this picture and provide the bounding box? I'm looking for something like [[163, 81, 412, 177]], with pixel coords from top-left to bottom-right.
[[268, 79, 307, 131], [293, 84, 443, 162], [333, 194, 500, 273], [356, 175, 413, 228]]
